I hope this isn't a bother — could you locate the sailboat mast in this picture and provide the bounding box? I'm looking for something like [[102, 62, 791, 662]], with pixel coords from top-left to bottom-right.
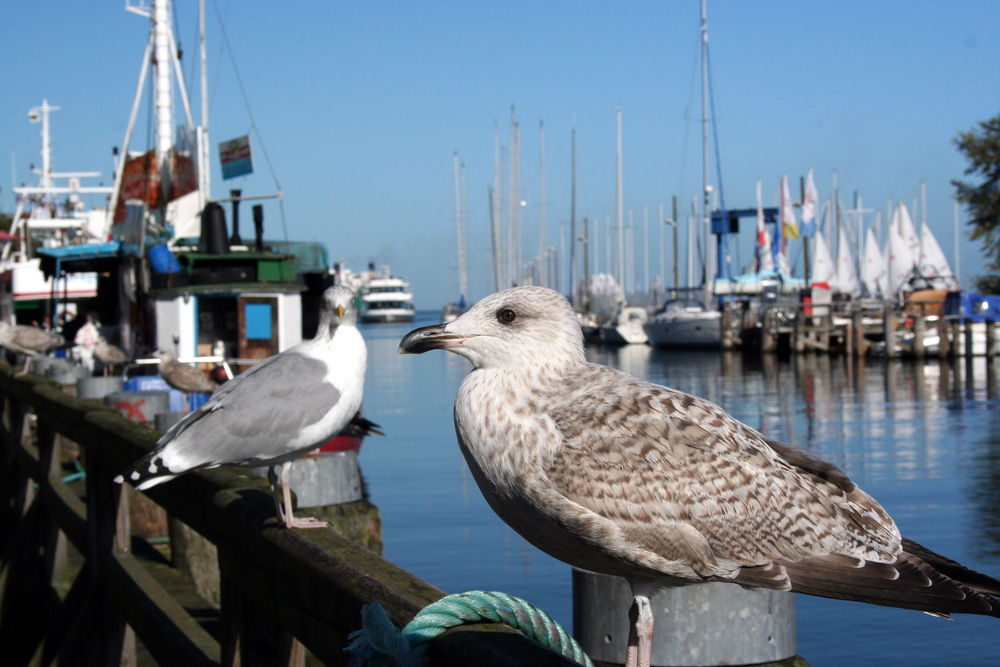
[[616, 107, 624, 290], [570, 126, 577, 301], [700, 0, 713, 301], [539, 120, 546, 284]]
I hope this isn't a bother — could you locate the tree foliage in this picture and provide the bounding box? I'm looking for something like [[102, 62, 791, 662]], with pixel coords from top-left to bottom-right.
[[953, 113, 1000, 271], [0, 212, 10, 233]]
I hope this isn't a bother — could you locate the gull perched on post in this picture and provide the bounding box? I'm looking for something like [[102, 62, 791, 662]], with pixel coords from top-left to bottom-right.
[[116, 285, 367, 529], [399, 286, 1000, 667], [0, 320, 65, 375]]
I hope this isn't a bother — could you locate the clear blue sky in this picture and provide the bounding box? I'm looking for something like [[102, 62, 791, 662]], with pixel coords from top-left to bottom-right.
[[2, 1, 998, 308]]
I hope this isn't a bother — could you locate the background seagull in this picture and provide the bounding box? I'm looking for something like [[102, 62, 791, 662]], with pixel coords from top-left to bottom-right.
[[116, 285, 368, 529], [152, 348, 220, 395], [94, 336, 129, 376], [399, 286, 1000, 667], [0, 320, 64, 375]]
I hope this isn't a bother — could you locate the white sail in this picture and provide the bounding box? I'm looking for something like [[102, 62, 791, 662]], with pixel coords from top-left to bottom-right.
[[835, 223, 861, 296], [810, 230, 836, 286], [885, 217, 914, 297], [862, 228, 888, 298], [918, 223, 960, 290], [893, 202, 921, 263]]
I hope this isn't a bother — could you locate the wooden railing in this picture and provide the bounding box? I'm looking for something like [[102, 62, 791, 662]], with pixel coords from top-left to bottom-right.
[[0, 363, 579, 666]]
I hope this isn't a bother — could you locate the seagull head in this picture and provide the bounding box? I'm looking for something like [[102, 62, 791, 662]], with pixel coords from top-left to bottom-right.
[[399, 286, 585, 371], [320, 285, 358, 333], [152, 349, 174, 363]]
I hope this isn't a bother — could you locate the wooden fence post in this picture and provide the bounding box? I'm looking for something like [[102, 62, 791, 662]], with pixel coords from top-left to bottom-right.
[[852, 311, 866, 358], [938, 317, 951, 358], [913, 316, 926, 359], [884, 310, 897, 359]]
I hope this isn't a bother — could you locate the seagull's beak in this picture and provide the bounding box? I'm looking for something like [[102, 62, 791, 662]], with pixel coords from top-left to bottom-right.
[[336, 304, 345, 318], [398, 324, 464, 354]]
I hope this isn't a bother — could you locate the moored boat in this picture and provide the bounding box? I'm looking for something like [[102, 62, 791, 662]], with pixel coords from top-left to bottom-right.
[[359, 264, 415, 324], [598, 306, 649, 345], [644, 299, 721, 348]]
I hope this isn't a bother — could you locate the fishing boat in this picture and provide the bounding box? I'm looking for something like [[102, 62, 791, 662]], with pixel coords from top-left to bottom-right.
[[4, 100, 112, 328], [358, 264, 415, 324], [27, 0, 336, 373]]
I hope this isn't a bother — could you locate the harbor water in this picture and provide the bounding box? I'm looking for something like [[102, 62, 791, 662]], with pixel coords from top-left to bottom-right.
[[358, 311, 1000, 667]]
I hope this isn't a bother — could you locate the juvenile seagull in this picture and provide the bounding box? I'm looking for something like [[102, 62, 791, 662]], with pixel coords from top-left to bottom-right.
[[0, 320, 65, 375], [95, 336, 129, 376], [399, 286, 1000, 667], [153, 348, 220, 395], [116, 285, 367, 529]]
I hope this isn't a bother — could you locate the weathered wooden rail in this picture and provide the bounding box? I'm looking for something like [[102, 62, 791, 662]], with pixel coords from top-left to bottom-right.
[[0, 363, 580, 666]]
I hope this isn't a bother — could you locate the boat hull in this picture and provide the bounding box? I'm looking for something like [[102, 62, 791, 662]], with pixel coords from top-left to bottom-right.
[[360, 308, 415, 324], [644, 315, 721, 348]]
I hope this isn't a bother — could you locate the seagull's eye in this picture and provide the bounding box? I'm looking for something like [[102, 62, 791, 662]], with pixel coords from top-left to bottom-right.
[[498, 308, 517, 324]]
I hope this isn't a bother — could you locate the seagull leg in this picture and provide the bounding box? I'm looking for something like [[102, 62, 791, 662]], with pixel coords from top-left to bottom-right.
[[624, 593, 655, 667], [267, 465, 285, 523], [279, 462, 329, 529]]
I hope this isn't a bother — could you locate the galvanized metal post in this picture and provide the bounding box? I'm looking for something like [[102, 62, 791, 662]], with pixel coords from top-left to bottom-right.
[[574, 570, 797, 666]]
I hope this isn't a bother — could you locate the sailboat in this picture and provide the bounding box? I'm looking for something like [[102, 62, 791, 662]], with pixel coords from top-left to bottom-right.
[[861, 227, 888, 298], [834, 223, 861, 297], [645, 0, 724, 348]]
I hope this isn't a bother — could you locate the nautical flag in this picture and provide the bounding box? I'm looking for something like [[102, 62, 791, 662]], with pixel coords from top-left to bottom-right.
[[799, 168, 818, 237], [780, 175, 800, 240], [755, 180, 774, 272]]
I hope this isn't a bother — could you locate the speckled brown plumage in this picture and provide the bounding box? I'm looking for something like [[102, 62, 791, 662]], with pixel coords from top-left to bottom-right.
[[399, 286, 1000, 664]]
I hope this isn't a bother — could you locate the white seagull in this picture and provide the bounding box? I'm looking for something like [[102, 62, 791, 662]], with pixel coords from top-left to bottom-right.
[[399, 286, 1000, 667], [116, 285, 367, 529]]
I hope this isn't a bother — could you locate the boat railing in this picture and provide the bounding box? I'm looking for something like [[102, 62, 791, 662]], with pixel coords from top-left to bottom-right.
[[0, 363, 579, 665]]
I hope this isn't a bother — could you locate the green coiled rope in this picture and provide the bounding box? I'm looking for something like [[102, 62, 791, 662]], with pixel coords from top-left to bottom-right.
[[346, 590, 594, 667]]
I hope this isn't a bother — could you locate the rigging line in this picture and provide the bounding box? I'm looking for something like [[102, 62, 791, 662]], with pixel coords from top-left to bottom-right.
[[210, 0, 288, 241], [705, 41, 725, 215]]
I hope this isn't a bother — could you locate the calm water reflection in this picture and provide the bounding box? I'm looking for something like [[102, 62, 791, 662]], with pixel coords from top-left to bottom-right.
[[357, 312, 1000, 667]]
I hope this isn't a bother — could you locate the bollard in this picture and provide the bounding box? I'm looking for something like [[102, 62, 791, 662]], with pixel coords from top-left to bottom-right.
[[573, 570, 797, 666], [964, 320, 975, 357], [78, 375, 125, 399], [252, 451, 363, 508], [105, 390, 171, 424], [154, 411, 187, 434]]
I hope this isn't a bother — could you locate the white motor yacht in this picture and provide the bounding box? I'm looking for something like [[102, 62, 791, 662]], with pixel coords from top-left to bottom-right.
[[644, 300, 721, 348], [598, 306, 649, 345]]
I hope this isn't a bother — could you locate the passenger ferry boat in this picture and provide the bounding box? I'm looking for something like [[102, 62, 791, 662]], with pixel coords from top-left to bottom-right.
[[358, 264, 415, 324]]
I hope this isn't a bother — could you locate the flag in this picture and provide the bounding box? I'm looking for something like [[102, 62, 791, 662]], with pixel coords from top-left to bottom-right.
[[799, 168, 818, 237], [755, 180, 774, 272], [780, 175, 800, 240]]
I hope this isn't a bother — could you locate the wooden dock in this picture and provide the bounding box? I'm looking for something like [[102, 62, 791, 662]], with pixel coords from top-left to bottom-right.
[[0, 364, 581, 666], [723, 299, 999, 360]]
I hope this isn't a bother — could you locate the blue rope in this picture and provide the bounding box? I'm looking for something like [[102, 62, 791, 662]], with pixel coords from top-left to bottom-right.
[[346, 590, 593, 667]]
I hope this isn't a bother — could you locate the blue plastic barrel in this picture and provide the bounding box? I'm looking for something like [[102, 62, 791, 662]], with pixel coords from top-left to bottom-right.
[[148, 244, 182, 274]]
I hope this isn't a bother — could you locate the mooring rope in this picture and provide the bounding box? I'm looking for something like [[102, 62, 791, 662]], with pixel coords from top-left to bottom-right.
[[346, 590, 593, 667]]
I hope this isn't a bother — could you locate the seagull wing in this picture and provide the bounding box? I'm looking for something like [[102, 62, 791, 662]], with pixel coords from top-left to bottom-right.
[[122, 351, 341, 488], [544, 365, 1000, 616]]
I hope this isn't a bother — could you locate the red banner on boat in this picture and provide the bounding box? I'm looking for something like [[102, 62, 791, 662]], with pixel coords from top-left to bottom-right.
[[114, 149, 162, 224]]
